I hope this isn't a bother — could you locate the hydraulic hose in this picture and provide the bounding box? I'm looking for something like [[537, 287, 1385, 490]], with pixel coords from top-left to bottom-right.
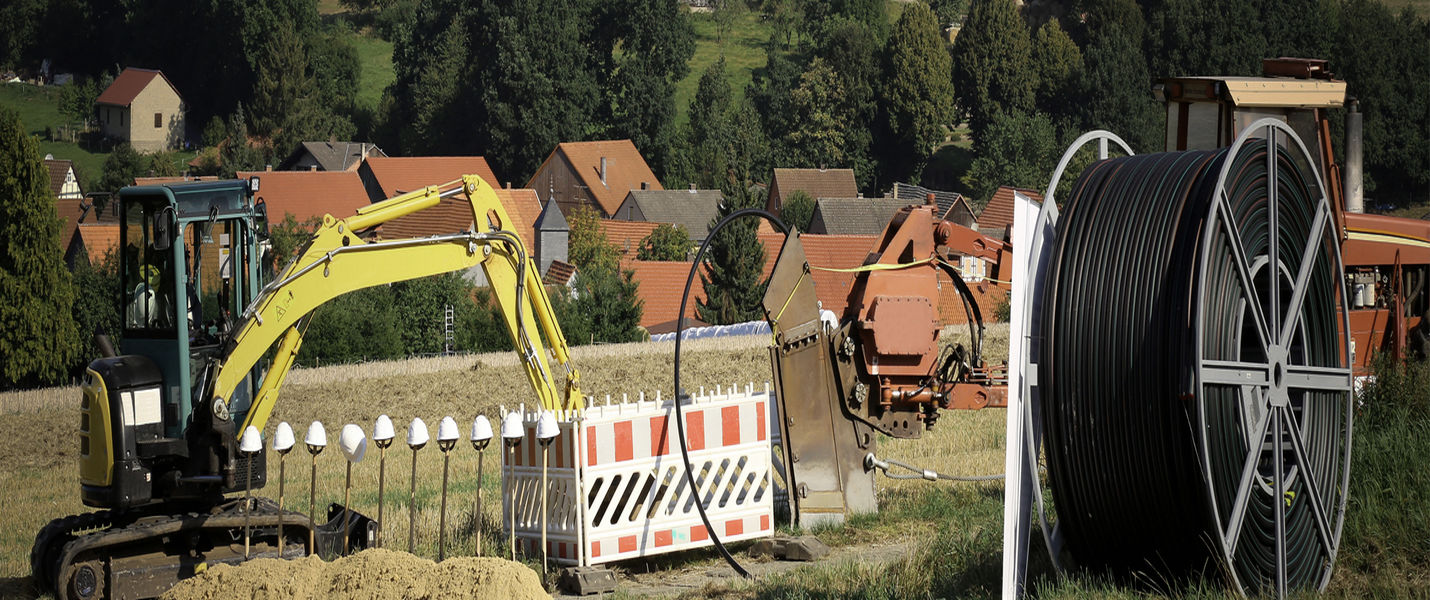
[[1039, 129, 1351, 596], [673, 207, 788, 579]]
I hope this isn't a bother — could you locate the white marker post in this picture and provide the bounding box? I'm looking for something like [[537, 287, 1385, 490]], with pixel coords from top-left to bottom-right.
[[372, 415, 396, 548], [239, 426, 263, 559], [469, 415, 493, 556], [407, 418, 429, 553], [304, 421, 328, 554], [436, 416, 459, 561], [501, 412, 525, 561], [338, 424, 368, 555], [535, 411, 559, 575], [272, 422, 296, 556]]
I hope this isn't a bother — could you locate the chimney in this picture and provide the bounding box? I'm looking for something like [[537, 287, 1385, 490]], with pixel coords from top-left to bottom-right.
[[689, 183, 696, 192], [310, 165, 318, 172], [599, 157, 607, 186], [265, 164, 272, 172], [505, 181, 511, 189], [927, 192, 936, 206], [641, 181, 649, 190]]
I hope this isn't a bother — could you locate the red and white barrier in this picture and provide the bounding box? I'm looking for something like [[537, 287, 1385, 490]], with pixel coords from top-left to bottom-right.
[[503, 383, 777, 566]]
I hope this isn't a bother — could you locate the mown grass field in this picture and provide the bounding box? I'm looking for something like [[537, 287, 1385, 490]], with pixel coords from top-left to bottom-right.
[[3, 327, 1427, 598]]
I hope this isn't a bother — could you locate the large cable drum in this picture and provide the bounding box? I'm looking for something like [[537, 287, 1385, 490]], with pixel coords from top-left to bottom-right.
[[1040, 120, 1352, 596]]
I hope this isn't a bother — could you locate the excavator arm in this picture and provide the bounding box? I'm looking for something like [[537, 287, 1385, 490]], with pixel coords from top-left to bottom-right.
[[208, 174, 582, 436]]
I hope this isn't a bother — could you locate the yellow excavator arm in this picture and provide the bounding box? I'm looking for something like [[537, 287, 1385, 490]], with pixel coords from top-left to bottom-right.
[[209, 174, 582, 435]]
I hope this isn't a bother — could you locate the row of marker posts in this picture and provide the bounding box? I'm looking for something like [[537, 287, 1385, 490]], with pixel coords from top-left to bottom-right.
[[237, 410, 561, 571]]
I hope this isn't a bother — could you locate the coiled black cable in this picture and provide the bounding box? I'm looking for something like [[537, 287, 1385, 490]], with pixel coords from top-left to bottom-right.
[[673, 207, 788, 579], [1040, 134, 1351, 596]]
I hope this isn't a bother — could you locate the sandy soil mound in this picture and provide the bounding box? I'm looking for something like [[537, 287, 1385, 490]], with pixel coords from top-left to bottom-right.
[[160, 549, 548, 600]]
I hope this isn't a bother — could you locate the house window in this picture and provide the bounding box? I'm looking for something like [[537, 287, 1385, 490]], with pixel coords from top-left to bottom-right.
[[154, 113, 162, 128]]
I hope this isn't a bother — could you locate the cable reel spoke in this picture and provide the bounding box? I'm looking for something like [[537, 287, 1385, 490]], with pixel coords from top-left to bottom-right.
[[1279, 203, 1331, 346], [1202, 359, 1270, 387], [1281, 405, 1339, 559], [1266, 128, 1280, 337], [1273, 407, 1288, 597], [1215, 197, 1272, 351], [1224, 400, 1273, 558], [1283, 365, 1352, 391]]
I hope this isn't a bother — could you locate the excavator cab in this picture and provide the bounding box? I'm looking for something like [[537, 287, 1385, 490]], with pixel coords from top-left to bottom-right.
[[81, 179, 272, 511]]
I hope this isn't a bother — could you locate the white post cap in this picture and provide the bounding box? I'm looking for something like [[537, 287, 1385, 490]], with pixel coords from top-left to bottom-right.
[[373, 414, 395, 442], [536, 411, 559, 440], [407, 417, 430, 448], [304, 421, 327, 447], [500, 412, 524, 440], [273, 421, 295, 453], [438, 416, 459, 442], [470, 415, 493, 442], [239, 426, 263, 453], [339, 423, 367, 463]]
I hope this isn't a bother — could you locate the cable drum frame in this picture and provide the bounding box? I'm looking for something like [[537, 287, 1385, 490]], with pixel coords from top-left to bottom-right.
[[1014, 120, 1352, 598]]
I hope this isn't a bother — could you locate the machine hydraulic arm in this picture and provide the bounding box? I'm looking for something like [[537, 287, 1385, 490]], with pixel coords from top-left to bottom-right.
[[210, 175, 583, 437]]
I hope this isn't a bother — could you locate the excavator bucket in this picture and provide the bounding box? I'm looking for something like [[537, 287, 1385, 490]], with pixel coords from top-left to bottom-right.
[[762, 233, 877, 527]]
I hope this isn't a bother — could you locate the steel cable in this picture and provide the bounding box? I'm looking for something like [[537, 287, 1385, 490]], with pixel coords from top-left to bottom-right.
[[1039, 136, 1351, 595]]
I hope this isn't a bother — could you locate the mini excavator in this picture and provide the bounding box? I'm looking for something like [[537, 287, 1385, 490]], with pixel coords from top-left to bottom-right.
[[32, 175, 583, 600]]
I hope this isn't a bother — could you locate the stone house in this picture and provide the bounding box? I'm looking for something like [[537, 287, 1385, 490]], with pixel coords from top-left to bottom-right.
[[95, 68, 186, 152]]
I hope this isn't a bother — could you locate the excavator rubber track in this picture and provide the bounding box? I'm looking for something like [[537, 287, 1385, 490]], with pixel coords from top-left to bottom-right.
[[33, 498, 312, 600]]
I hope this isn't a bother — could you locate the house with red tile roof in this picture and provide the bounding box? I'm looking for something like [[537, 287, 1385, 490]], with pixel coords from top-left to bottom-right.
[[280, 141, 386, 172], [622, 259, 707, 334], [96, 68, 185, 152], [65, 223, 121, 269], [766, 168, 857, 216], [235, 171, 373, 225], [601, 220, 661, 258], [978, 186, 1042, 241], [382, 188, 543, 253], [526, 140, 662, 218], [357, 156, 501, 204]]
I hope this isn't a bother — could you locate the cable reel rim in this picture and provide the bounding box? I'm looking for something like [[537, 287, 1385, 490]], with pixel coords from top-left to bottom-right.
[[1022, 129, 1137, 572], [1193, 117, 1354, 595]]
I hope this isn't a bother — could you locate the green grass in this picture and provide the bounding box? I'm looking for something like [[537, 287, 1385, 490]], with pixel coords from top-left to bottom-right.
[[673, 10, 774, 126], [352, 34, 395, 111], [0, 83, 109, 186], [1380, 0, 1430, 16]]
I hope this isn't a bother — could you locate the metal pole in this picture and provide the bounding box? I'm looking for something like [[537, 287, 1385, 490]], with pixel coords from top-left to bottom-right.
[[276, 454, 285, 556], [508, 444, 516, 561], [376, 446, 386, 548], [439, 449, 450, 561], [244, 452, 254, 559], [343, 461, 353, 555], [309, 453, 318, 553], [541, 443, 549, 574], [475, 449, 483, 556], [409, 448, 419, 553]]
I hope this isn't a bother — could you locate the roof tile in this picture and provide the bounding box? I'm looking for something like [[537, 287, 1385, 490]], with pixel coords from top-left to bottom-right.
[[809, 197, 920, 236], [623, 259, 706, 333], [236, 171, 373, 225], [96, 68, 176, 106], [770, 168, 857, 206], [979, 186, 1042, 240], [534, 140, 662, 216], [602, 220, 661, 257], [360, 156, 501, 200], [617, 189, 722, 241], [381, 188, 542, 251]]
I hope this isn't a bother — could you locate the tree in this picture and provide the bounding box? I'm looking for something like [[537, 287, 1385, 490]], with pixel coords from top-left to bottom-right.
[[391, 273, 480, 356], [298, 287, 404, 366], [97, 144, 146, 193], [219, 104, 268, 177], [962, 110, 1058, 203], [689, 58, 735, 189], [712, 0, 748, 45], [950, 0, 1035, 143], [1074, 19, 1161, 153], [1143, 0, 1265, 79], [786, 58, 849, 170], [781, 190, 816, 233], [567, 206, 619, 272], [1031, 19, 1082, 134], [879, 3, 955, 184], [57, 76, 103, 129], [0, 108, 79, 387], [601, 0, 694, 182], [70, 250, 122, 366], [570, 264, 644, 343], [814, 17, 882, 190], [638, 223, 695, 261], [697, 140, 769, 325], [267, 214, 321, 271]]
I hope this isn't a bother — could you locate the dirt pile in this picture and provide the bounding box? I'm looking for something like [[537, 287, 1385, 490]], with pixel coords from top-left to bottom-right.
[[160, 549, 548, 600]]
